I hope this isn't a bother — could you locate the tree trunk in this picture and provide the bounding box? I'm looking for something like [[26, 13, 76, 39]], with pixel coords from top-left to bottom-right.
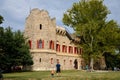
[[90, 58, 94, 71]]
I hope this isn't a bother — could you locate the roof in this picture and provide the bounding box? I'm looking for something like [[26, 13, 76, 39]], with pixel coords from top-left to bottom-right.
[[56, 26, 80, 43]]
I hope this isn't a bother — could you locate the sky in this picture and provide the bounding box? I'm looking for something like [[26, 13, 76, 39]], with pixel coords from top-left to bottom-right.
[[0, 0, 120, 32]]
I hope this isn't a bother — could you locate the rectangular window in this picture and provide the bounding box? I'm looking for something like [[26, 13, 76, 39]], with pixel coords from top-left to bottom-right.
[[40, 24, 42, 30], [39, 58, 41, 62]]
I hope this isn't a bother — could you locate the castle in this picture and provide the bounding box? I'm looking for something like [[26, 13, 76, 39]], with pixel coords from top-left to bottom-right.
[[24, 8, 83, 71]]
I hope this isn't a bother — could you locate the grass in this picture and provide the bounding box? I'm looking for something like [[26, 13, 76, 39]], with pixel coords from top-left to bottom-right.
[[2, 70, 120, 80]]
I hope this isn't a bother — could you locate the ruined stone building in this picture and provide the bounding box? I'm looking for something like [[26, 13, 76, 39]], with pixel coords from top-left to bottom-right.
[[24, 8, 83, 71]]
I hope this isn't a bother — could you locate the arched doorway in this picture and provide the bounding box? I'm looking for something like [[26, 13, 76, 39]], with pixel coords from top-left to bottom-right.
[[74, 59, 78, 69]]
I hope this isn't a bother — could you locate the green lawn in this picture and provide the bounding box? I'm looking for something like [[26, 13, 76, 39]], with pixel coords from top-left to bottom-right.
[[2, 70, 120, 80]]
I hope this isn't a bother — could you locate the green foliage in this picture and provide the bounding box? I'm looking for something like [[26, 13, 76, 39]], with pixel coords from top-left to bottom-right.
[[97, 20, 120, 53], [63, 0, 120, 68], [0, 27, 33, 72], [104, 52, 120, 69], [63, 0, 109, 28]]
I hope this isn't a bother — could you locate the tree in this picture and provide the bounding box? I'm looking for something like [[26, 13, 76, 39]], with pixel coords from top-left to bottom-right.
[[63, 0, 120, 70], [13, 30, 33, 69], [0, 27, 33, 72]]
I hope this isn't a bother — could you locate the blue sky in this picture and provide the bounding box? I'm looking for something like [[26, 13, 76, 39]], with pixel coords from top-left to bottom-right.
[[0, 0, 120, 32]]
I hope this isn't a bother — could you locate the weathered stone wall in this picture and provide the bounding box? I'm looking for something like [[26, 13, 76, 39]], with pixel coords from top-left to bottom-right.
[[31, 52, 81, 71], [24, 8, 56, 50]]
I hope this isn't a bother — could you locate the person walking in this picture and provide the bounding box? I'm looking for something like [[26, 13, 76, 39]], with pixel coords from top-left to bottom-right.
[[56, 61, 61, 76]]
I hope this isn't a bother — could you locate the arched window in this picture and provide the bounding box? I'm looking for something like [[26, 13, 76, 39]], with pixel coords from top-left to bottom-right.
[[37, 39, 44, 49], [49, 40, 54, 50], [56, 44, 60, 52], [74, 47, 78, 54], [62, 45, 65, 52], [68, 46, 73, 53], [74, 59, 78, 69], [39, 39, 42, 48], [62, 45, 67, 53]]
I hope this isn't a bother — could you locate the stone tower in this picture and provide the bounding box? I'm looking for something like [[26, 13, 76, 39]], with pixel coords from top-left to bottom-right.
[[24, 8, 58, 70], [24, 8, 56, 50]]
